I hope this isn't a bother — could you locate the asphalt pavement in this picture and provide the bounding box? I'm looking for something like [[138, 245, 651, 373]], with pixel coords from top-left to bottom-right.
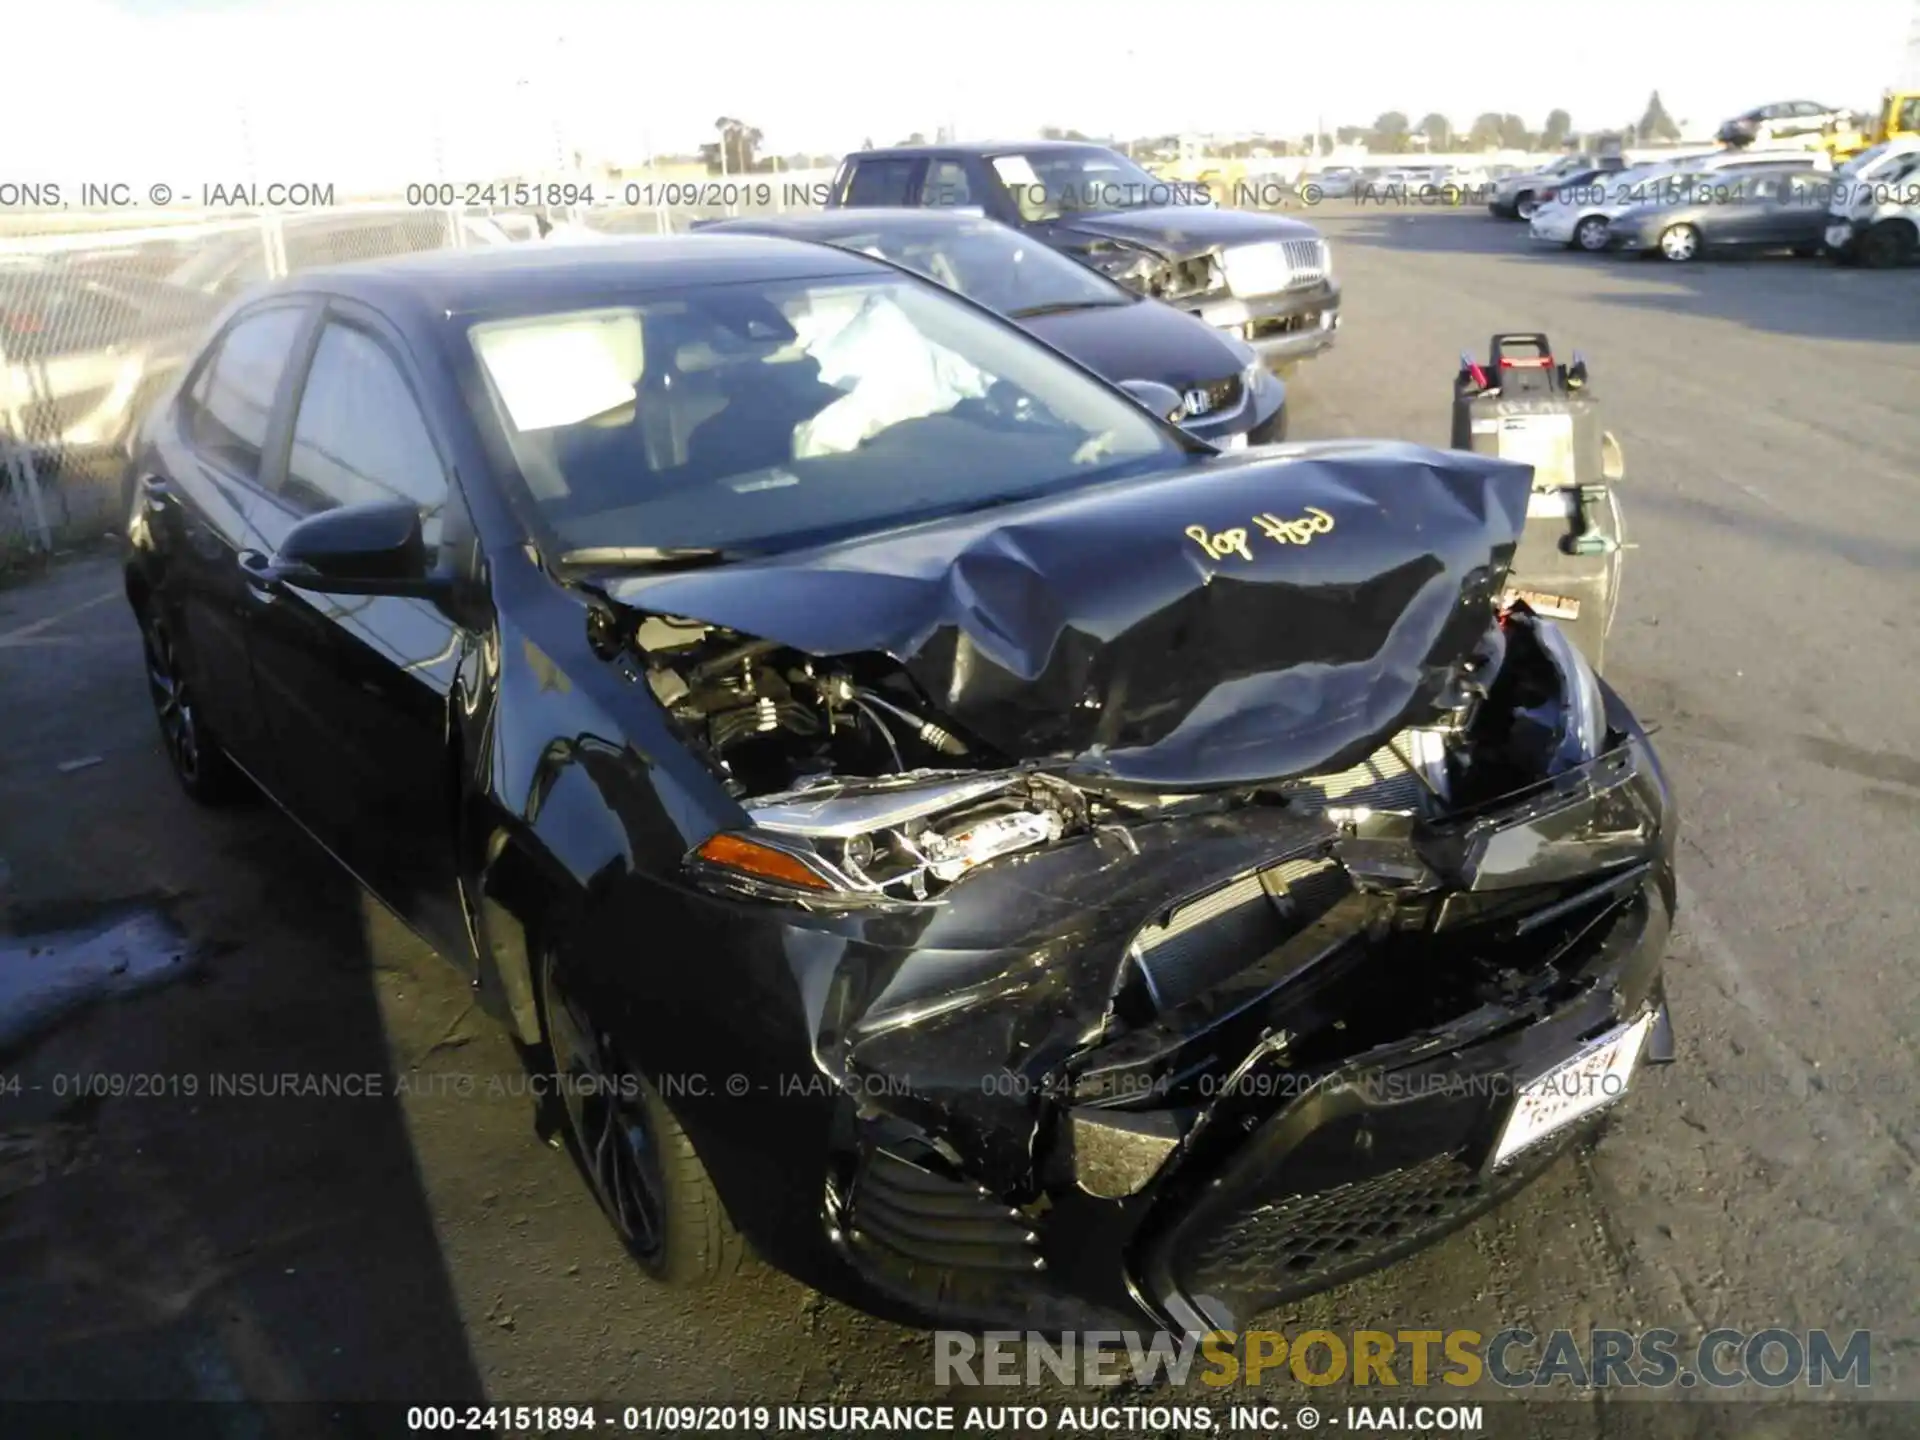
[[0, 206, 1915, 1438]]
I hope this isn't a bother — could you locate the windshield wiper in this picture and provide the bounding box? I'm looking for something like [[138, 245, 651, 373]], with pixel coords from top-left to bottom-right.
[[1008, 299, 1132, 319], [558, 545, 728, 570]]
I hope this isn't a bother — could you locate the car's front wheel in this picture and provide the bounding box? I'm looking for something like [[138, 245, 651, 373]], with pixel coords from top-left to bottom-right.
[[540, 949, 745, 1284], [1658, 223, 1702, 262], [140, 609, 245, 804], [1515, 192, 1541, 220], [1573, 216, 1611, 252], [1858, 220, 1917, 269]]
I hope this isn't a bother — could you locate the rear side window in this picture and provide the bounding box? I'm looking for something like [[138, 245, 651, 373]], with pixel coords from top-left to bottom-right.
[[922, 160, 974, 207], [184, 305, 308, 482], [843, 159, 921, 207], [279, 321, 447, 545]]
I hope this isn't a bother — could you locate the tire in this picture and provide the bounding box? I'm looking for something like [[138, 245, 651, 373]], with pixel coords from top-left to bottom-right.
[[1858, 221, 1916, 270], [1573, 216, 1611, 252], [1657, 223, 1702, 262], [1515, 192, 1540, 221], [138, 607, 247, 804], [540, 948, 745, 1286], [1790, 243, 1820, 259]]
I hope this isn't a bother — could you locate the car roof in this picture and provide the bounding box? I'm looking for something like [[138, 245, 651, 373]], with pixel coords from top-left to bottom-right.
[[262, 233, 887, 320], [702, 210, 1007, 239], [846, 140, 1123, 160]]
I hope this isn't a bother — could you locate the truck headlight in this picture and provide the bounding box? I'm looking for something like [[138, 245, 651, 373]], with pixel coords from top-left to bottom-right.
[[1532, 619, 1606, 772]]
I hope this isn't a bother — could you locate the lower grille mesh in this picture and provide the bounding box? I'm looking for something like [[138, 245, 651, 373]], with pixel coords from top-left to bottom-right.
[[847, 1151, 1040, 1274]]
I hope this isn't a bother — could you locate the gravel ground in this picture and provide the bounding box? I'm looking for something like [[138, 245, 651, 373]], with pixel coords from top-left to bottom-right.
[[0, 207, 1914, 1438]]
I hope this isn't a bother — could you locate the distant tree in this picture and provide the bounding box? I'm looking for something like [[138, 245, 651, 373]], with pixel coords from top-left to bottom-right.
[[1467, 112, 1504, 150], [1319, 133, 1335, 156], [1371, 110, 1411, 150], [709, 116, 763, 173], [1498, 114, 1532, 149], [1336, 125, 1370, 146], [1639, 91, 1680, 142], [1542, 109, 1574, 148], [1417, 113, 1453, 151], [898, 132, 927, 146]]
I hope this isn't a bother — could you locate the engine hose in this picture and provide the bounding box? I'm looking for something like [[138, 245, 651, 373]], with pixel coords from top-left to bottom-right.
[[854, 689, 969, 756]]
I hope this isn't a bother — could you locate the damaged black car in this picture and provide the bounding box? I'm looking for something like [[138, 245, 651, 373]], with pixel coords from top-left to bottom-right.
[[122, 235, 1676, 1334]]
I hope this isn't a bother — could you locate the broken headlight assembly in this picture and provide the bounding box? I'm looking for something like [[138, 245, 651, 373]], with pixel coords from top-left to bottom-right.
[[687, 770, 1090, 907]]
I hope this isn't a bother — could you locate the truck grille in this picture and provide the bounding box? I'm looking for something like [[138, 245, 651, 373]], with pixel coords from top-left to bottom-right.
[[1280, 238, 1327, 285]]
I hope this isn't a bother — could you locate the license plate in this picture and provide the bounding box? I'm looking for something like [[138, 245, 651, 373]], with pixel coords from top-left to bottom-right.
[[1493, 1012, 1653, 1166]]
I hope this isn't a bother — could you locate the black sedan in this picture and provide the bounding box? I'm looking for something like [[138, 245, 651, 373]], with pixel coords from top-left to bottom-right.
[[697, 211, 1286, 448], [123, 236, 1677, 1333], [1609, 169, 1837, 261], [826, 142, 1341, 372]]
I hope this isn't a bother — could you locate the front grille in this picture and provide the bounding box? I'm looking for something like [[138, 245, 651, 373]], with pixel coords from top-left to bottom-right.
[[1130, 856, 1348, 1012], [1185, 374, 1243, 417], [1281, 238, 1327, 285], [846, 1150, 1041, 1275], [1187, 1152, 1484, 1289], [1178, 1133, 1576, 1311]]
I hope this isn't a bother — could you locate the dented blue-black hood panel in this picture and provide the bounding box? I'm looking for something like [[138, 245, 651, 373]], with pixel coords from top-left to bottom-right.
[[605, 441, 1533, 789]]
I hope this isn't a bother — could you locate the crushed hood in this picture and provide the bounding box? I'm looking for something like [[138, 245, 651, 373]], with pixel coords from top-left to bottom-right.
[[1047, 205, 1322, 257], [606, 442, 1533, 789]]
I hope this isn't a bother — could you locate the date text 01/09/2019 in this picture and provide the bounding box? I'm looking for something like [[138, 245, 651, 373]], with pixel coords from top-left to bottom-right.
[[401, 181, 841, 210]]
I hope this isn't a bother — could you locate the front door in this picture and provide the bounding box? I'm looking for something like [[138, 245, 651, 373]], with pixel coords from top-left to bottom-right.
[[240, 303, 471, 963]]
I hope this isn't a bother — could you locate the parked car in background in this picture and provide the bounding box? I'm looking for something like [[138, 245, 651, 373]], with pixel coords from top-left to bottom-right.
[[825, 142, 1340, 371], [1530, 151, 1823, 252], [1825, 144, 1920, 266], [1609, 168, 1838, 261], [696, 211, 1287, 447], [0, 257, 219, 474], [1306, 167, 1358, 198], [122, 234, 1677, 1335], [1488, 154, 1628, 219], [1718, 100, 1851, 149]]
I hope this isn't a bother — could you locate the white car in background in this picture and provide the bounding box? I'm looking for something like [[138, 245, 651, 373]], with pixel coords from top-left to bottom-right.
[[1826, 143, 1920, 266], [1306, 168, 1358, 198], [1530, 149, 1827, 251]]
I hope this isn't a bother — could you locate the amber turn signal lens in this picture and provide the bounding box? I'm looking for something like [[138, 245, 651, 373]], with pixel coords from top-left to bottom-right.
[[695, 833, 830, 890]]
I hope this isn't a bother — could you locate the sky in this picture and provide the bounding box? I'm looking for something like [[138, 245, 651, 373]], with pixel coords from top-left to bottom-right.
[[5, 0, 1917, 187]]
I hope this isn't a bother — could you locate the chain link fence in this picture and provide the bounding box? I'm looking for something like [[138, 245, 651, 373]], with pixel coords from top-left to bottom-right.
[[0, 185, 832, 561]]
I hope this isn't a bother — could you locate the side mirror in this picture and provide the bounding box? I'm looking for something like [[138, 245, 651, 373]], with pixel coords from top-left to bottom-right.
[[272, 499, 448, 598], [1117, 378, 1187, 424]]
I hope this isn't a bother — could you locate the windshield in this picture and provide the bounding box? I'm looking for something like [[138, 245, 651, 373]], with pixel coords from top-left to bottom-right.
[[990, 150, 1181, 222], [807, 220, 1132, 317], [466, 273, 1186, 560]]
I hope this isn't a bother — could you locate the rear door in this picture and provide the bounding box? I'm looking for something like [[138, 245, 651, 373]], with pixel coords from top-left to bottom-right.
[[240, 300, 472, 959], [143, 300, 318, 780], [1715, 176, 1785, 244]]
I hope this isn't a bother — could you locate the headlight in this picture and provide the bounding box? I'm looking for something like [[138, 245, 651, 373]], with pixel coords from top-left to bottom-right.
[[1320, 238, 1334, 279], [1087, 245, 1160, 289], [1531, 619, 1606, 772], [687, 770, 1084, 906]]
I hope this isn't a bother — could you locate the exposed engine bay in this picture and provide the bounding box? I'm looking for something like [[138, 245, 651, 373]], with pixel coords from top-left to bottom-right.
[[618, 599, 1612, 908]]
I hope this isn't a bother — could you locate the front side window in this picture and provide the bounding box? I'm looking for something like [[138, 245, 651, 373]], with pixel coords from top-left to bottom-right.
[[186, 305, 308, 482], [466, 274, 1185, 560], [843, 160, 921, 207], [990, 150, 1173, 222], [280, 321, 446, 545]]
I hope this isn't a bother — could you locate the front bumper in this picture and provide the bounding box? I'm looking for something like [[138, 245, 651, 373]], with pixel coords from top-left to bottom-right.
[[1528, 212, 1577, 244], [1181, 279, 1341, 369], [609, 707, 1677, 1331]]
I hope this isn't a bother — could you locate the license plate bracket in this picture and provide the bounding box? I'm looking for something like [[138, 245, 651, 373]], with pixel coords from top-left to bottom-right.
[[1493, 1011, 1653, 1166]]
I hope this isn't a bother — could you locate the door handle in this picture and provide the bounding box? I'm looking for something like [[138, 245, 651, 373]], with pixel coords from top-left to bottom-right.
[[237, 549, 281, 603]]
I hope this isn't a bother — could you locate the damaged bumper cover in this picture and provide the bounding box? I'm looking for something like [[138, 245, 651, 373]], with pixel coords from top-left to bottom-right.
[[635, 706, 1674, 1332]]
